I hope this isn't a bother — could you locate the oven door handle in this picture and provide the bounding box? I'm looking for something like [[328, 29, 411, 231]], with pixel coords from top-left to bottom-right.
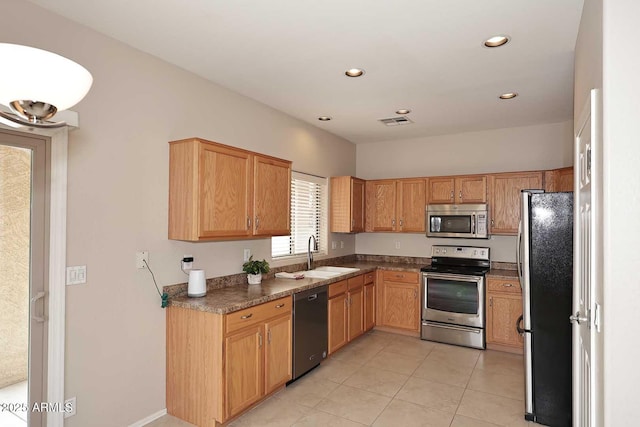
[[423, 272, 483, 283], [422, 321, 482, 334]]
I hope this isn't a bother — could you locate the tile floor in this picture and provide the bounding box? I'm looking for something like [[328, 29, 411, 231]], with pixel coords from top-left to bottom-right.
[[0, 381, 27, 427], [150, 330, 540, 427]]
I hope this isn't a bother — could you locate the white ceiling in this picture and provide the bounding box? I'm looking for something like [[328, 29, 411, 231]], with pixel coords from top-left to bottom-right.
[[28, 0, 583, 144]]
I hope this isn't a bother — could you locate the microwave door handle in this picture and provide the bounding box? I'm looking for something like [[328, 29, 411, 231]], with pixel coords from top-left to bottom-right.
[[471, 213, 476, 235]]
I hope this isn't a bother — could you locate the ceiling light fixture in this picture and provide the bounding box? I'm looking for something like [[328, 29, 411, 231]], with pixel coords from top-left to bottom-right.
[[483, 35, 510, 48], [318, 116, 332, 121], [345, 68, 365, 78], [499, 92, 518, 100], [0, 43, 93, 128], [395, 109, 411, 115]]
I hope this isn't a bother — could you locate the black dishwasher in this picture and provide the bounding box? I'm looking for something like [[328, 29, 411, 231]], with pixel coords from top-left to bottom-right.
[[291, 285, 328, 381]]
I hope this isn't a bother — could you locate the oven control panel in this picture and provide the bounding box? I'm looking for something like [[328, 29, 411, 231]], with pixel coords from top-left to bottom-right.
[[431, 245, 490, 261]]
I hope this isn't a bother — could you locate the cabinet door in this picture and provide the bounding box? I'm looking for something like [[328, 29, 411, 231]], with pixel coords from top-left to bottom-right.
[[364, 283, 375, 331], [351, 178, 365, 232], [486, 293, 524, 348], [253, 155, 291, 236], [398, 179, 426, 232], [347, 286, 364, 341], [489, 172, 543, 235], [545, 167, 574, 192], [380, 281, 420, 332], [428, 177, 455, 204], [264, 315, 292, 394], [199, 143, 252, 238], [224, 326, 263, 419], [455, 176, 487, 204], [328, 293, 348, 354], [368, 180, 397, 231]]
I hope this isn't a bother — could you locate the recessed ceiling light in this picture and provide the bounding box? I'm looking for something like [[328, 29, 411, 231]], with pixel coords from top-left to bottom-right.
[[395, 109, 411, 115], [345, 68, 365, 77], [318, 116, 332, 121], [484, 35, 510, 48], [499, 92, 518, 100]]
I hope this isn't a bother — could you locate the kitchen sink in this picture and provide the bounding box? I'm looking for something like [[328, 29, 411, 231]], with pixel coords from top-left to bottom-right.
[[295, 266, 360, 279]]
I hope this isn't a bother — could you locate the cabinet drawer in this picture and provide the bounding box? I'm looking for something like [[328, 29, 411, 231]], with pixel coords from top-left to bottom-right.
[[364, 272, 375, 284], [382, 270, 419, 284], [328, 280, 348, 298], [225, 296, 291, 334], [487, 277, 520, 294], [348, 274, 364, 290]]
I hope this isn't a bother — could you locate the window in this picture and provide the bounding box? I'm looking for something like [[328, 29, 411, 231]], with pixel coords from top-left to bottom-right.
[[272, 171, 328, 258]]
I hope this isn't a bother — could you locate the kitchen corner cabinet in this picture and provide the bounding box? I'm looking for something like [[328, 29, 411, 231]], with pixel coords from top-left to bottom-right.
[[544, 167, 574, 192], [328, 273, 374, 355], [168, 138, 291, 241], [166, 297, 292, 426], [377, 270, 420, 333], [363, 272, 376, 331], [486, 277, 524, 353], [488, 171, 543, 235], [330, 176, 365, 233], [365, 178, 426, 232], [427, 175, 487, 204]]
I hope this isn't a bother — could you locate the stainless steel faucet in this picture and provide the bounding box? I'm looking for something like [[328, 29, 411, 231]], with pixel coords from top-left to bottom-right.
[[307, 235, 317, 270]]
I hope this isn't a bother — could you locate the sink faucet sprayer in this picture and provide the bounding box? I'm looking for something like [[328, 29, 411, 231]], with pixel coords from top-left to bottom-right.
[[307, 235, 317, 270]]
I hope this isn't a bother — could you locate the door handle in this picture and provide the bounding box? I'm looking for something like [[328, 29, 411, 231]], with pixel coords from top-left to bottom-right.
[[241, 313, 253, 319], [569, 311, 589, 324], [459, 190, 462, 200], [258, 332, 263, 347], [247, 217, 251, 230], [450, 190, 454, 200], [31, 291, 46, 323], [516, 314, 525, 334], [255, 217, 259, 230]]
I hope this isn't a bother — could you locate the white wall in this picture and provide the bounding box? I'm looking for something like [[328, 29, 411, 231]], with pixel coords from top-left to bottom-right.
[[355, 121, 574, 262], [602, 0, 640, 424], [0, 2, 356, 426]]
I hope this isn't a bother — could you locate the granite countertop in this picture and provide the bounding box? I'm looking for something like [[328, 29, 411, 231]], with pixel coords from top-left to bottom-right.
[[168, 261, 422, 314]]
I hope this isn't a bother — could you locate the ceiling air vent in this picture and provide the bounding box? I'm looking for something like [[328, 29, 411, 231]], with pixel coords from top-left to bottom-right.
[[378, 116, 414, 126]]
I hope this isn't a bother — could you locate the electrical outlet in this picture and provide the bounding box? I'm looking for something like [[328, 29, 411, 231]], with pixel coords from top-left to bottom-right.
[[340, 241, 344, 249], [331, 241, 337, 250], [64, 396, 76, 418], [182, 254, 193, 270], [395, 241, 401, 249], [136, 251, 149, 269], [243, 249, 251, 262]]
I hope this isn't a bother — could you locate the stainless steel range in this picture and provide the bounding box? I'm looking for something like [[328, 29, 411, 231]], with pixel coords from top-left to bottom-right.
[[420, 245, 490, 349]]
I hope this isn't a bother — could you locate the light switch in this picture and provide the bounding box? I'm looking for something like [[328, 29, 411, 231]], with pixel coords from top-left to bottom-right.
[[66, 266, 87, 285]]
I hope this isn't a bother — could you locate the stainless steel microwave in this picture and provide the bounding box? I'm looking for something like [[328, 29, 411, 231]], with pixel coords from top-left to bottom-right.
[[426, 204, 489, 239]]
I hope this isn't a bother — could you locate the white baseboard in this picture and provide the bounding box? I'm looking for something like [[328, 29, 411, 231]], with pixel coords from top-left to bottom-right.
[[128, 409, 167, 427]]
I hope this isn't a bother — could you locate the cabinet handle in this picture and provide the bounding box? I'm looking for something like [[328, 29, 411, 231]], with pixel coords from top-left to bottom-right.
[[459, 190, 462, 200], [275, 303, 285, 308], [392, 219, 396, 227], [258, 332, 263, 347], [503, 283, 513, 288], [267, 329, 272, 344], [399, 219, 403, 227], [255, 217, 259, 230], [450, 190, 454, 200], [395, 274, 404, 278], [241, 313, 253, 319], [344, 299, 348, 307], [489, 297, 493, 307], [247, 217, 251, 230], [413, 289, 418, 299], [491, 219, 495, 226]]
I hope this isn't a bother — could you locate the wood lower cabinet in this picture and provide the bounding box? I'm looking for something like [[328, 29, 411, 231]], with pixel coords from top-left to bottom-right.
[[428, 175, 487, 204], [330, 176, 365, 233], [168, 138, 291, 241], [364, 272, 375, 331], [486, 277, 523, 353], [489, 171, 543, 235], [166, 297, 292, 426], [328, 284, 348, 354], [347, 276, 364, 341], [378, 270, 420, 333]]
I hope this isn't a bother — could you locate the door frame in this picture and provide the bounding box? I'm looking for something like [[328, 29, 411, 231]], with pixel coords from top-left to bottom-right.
[[0, 121, 70, 427]]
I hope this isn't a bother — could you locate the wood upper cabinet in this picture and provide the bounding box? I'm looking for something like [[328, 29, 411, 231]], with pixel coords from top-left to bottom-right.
[[489, 171, 543, 235], [486, 277, 523, 352], [253, 155, 291, 236], [378, 270, 420, 333], [544, 167, 574, 192], [168, 138, 291, 241], [330, 176, 365, 233], [166, 297, 292, 426], [428, 175, 487, 204], [365, 178, 426, 232]]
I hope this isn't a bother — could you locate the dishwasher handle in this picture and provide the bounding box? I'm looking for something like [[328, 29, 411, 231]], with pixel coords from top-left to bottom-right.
[[307, 294, 318, 301]]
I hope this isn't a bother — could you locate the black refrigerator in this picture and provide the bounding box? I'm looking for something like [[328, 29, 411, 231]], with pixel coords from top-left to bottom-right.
[[517, 190, 573, 426]]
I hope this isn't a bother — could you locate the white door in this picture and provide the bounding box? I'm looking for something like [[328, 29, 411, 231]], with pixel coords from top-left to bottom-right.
[[572, 89, 603, 426], [0, 129, 49, 427]]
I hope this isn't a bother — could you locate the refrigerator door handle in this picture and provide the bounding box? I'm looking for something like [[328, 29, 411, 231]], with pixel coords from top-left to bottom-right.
[[516, 221, 523, 282]]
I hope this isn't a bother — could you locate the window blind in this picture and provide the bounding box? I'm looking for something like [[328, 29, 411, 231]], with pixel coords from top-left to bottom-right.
[[272, 171, 328, 258]]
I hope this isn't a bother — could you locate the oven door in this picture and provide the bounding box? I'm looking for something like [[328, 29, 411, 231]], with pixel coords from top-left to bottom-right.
[[422, 272, 484, 328]]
